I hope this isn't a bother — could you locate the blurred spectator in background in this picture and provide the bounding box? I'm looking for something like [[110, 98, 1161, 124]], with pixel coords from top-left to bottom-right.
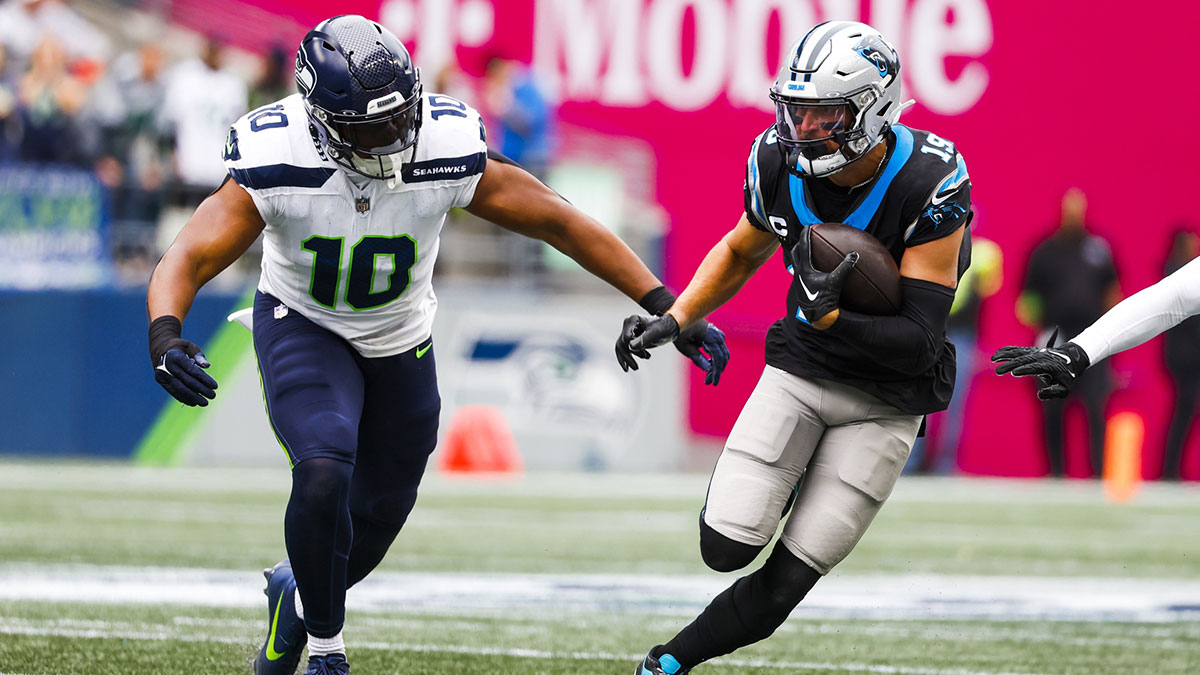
[[0, 0, 109, 73], [90, 40, 171, 275], [161, 35, 246, 205], [1161, 226, 1200, 481], [248, 44, 292, 111], [907, 234, 1003, 474], [1018, 188, 1121, 478], [0, 42, 17, 162], [16, 37, 87, 165], [434, 60, 477, 109], [482, 57, 553, 178]]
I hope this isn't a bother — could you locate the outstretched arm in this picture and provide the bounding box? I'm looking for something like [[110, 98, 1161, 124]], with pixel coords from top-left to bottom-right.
[[465, 158, 661, 302], [1071, 256, 1200, 364], [466, 158, 730, 382], [146, 178, 266, 405], [613, 214, 774, 382], [666, 214, 781, 329], [994, 255, 1200, 399]]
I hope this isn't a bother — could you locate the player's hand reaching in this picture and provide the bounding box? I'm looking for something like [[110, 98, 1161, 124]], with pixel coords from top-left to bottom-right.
[[673, 319, 730, 386], [791, 226, 858, 328], [992, 337, 1089, 400], [615, 314, 730, 386], [149, 316, 218, 406]]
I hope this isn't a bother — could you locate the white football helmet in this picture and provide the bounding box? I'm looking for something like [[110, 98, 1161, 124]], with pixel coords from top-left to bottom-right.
[[770, 21, 911, 177]]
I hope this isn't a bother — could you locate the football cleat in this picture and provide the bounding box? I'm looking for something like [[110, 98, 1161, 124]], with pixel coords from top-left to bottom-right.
[[254, 561, 307, 675], [636, 646, 688, 675], [304, 653, 350, 675]]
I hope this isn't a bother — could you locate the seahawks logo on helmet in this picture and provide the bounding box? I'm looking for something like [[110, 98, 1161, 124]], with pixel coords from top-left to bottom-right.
[[295, 47, 315, 96], [855, 36, 898, 81]]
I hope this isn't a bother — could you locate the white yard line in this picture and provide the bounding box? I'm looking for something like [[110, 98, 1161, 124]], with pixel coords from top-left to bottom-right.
[[1, 564, 1199, 623]]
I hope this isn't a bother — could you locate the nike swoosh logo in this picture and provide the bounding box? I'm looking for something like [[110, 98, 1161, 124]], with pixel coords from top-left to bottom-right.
[[930, 176, 967, 205], [798, 277, 820, 301], [265, 594, 286, 661], [416, 342, 432, 359], [1051, 351, 1072, 365]]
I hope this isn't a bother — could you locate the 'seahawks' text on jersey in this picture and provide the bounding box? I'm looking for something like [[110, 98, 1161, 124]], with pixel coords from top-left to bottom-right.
[[744, 123, 973, 415], [224, 93, 488, 357]]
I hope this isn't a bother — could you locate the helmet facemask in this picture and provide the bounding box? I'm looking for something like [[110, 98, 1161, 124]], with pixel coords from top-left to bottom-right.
[[771, 86, 880, 178], [307, 81, 423, 180]]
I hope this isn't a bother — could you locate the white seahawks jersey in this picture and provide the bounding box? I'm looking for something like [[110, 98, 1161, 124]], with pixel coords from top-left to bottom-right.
[[223, 93, 487, 357]]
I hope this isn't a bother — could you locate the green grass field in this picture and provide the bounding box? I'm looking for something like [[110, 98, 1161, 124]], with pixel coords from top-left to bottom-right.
[[1, 461, 1198, 674]]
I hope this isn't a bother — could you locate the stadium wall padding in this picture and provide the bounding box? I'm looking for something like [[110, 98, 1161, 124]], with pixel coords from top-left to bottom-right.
[[0, 288, 246, 458]]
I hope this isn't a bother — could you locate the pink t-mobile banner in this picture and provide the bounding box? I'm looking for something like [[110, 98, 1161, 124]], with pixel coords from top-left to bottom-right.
[[188, 0, 1200, 478]]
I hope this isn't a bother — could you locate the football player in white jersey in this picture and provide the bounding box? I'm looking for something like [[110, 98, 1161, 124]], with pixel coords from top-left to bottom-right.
[[146, 15, 728, 675]]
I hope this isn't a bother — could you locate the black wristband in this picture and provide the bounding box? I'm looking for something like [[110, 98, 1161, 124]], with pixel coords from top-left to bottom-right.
[[638, 286, 676, 316], [149, 315, 183, 366]]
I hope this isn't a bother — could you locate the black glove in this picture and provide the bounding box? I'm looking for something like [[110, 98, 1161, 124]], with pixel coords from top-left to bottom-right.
[[149, 316, 218, 407], [791, 226, 858, 326], [673, 319, 730, 386], [614, 314, 730, 386], [992, 336, 1090, 400], [615, 314, 678, 372]]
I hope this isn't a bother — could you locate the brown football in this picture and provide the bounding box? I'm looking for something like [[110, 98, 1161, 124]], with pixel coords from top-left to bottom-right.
[[809, 222, 902, 315]]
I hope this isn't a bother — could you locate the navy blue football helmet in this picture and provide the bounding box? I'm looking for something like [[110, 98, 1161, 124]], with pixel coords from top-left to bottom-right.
[[295, 15, 422, 179]]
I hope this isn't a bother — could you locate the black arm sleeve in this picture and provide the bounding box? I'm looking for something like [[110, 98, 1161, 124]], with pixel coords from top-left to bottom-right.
[[825, 277, 956, 376]]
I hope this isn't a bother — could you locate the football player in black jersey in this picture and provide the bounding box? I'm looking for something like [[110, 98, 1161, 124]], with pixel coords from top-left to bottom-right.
[[615, 21, 973, 675]]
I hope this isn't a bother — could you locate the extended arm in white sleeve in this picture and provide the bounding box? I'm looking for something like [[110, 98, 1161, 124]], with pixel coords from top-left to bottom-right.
[[1072, 256, 1200, 365]]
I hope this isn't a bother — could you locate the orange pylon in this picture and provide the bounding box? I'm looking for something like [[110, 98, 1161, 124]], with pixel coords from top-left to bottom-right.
[[439, 405, 523, 474], [1103, 411, 1143, 503]]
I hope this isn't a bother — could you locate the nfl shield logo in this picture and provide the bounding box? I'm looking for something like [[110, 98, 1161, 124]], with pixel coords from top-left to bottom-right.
[[355, 197, 371, 213]]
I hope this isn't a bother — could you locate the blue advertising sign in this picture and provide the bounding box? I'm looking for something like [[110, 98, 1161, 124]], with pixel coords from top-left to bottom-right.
[[0, 164, 107, 288]]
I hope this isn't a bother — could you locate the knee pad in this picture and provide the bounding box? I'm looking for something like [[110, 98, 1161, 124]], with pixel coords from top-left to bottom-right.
[[699, 515, 765, 573]]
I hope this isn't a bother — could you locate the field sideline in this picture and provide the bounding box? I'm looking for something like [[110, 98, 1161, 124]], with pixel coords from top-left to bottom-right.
[[0, 461, 1197, 674]]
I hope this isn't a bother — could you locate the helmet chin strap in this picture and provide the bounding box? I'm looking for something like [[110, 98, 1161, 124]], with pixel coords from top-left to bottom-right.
[[384, 146, 417, 189]]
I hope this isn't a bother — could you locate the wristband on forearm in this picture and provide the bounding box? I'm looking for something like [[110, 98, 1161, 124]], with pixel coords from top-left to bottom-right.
[[638, 285, 677, 316], [148, 315, 183, 366], [826, 277, 955, 376]]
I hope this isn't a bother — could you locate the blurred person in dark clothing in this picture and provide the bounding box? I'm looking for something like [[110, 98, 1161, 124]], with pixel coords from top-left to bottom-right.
[[16, 36, 87, 165], [1162, 227, 1200, 481], [91, 40, 171, 272], [0, 42, 17, 162], [1018, 188, 1121, 478], [482, 58, 553, 178], [248, 44, 292, 111]]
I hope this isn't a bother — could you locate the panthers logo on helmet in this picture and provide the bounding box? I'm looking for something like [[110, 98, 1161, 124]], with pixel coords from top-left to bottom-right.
[[294, 47, 316, 96], [855, 36, 898, 81]]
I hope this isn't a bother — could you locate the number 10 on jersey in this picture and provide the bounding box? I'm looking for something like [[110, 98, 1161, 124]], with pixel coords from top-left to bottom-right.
[[302, 235, 417, 310]]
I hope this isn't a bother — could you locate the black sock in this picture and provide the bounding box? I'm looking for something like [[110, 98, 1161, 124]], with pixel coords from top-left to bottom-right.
[[286, 457, 354, 638], [662, 542, 821, 668]]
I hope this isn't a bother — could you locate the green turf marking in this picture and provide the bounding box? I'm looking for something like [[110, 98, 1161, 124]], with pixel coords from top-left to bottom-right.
[[133, 288, 257, 467]]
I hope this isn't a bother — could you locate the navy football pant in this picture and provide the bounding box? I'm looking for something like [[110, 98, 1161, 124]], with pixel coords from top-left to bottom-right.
[[253, 292, 439, 638]]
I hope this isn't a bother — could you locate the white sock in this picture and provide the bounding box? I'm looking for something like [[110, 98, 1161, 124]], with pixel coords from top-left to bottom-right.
[[307, 631, 345, 657], [293, 588, 304, 621]]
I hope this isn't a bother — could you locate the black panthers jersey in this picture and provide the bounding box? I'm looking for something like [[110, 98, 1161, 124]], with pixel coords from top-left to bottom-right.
[[743, 123, 973, 415]]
